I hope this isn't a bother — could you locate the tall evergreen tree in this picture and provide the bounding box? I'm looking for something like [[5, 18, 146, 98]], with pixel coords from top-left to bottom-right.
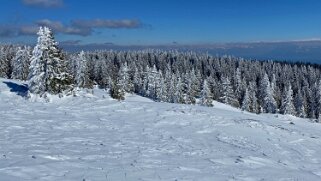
[[280, 84, 295, 115], [110, 77, 125, 101], [200, 79, 213, 107], [174, 77, 185, 104], [241, 88, 250, 111], [119, 62, 133, 93], [294, 89, 306, 118], [28, 27, 73, 96], [260, 73, 277, 113], [220, 76, 238, 107], [249, 81, 259, 113], [12, 46, 31, 80], [75, 51, 93, 89]]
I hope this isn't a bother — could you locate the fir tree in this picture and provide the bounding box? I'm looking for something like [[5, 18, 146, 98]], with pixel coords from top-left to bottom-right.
[[200, 79, 213, 107], [249, 81, 259, 113], [241, 88, 250, 111], [12, 46, 31, 80], [220, 76, 238, 107], [110, 78, 125, 101], [174, 77, 185, 104], [294, 89, 306, 118], [28, 27, 73, 96], [119, 62, 132, 93], [280, 84, 295, 115], [75, 51, 93, 89], [110, 70, 125, 101], [260, 73, 277, 113]]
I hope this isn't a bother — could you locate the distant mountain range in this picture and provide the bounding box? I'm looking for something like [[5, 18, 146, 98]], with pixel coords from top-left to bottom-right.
[[60, 40, 321, 64]]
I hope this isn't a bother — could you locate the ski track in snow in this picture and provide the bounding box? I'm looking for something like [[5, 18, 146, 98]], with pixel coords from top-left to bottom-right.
[[1, 79, 321, 180]]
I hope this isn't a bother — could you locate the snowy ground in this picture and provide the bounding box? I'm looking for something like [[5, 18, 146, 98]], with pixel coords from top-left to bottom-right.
[[1, 78, 321, 181]]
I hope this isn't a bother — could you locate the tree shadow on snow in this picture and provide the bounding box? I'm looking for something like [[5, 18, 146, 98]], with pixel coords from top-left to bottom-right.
[[3, 81, 29, 97]]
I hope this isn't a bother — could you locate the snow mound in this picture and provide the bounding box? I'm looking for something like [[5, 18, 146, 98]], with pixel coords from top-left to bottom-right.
[[1, 78, 321, 180]]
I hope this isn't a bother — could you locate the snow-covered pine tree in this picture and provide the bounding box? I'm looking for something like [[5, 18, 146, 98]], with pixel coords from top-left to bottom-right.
[[155, 70, 164, 101], [119, 62, 132, 93], [12, 46, 31, 80], [249, 81, 259, 113], [174, 76, 185, 104], [271, 74, 281, 107], [200, 79, 213, 107], [110, 68, 125, 101], [315, 80, 321, 121], [168, 74, 177, 103], [75, 51, 93, 89], [234, 68, 244, 105], [189, 68, 201, 98], [155, 72, 163, 101], [220, 76, 239, 107], [241, 88, 250, 111], [164, 70, 173, 102], [133, 66, 142, 93], [280, 84, 295, 115], [260, 73, 277, 113], [28, 26, 73, 96], [0, 45, 16, 79], [110, 77, 125, 101], [145, 65, 161, 99], [28, 27, 47, 95], [294, 89, 306, 118], [207, 75, 219, 100]]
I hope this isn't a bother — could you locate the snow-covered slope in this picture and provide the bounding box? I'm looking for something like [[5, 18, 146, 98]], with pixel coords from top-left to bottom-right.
[[1, 78, 321, 181]]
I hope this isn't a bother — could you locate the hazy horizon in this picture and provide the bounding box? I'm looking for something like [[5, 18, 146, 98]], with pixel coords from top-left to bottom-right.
[[1, 0, 321, 63]]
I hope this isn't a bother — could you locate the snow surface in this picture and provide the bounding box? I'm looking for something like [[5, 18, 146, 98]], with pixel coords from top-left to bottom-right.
[[1, 78, 321, 181]]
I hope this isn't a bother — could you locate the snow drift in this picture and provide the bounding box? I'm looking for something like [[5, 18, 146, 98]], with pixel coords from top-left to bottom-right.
[[0, 78, 321, 180]]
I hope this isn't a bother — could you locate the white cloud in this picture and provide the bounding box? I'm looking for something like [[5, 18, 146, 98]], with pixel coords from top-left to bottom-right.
[[22, 0, 63, 8]]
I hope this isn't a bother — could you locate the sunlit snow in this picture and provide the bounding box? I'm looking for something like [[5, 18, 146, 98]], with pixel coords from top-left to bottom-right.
[[1, 79, 321, 180]]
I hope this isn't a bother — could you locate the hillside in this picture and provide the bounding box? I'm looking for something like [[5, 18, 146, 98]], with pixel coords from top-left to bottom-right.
[[0, 78, 321, 180]]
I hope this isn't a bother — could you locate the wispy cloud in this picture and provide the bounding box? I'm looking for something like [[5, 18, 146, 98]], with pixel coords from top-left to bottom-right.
[[36, 19, 91, 36], [71, 19, 142, 29], [22, 0, 63, 8], [0, 26, 17, 37], [60, 40, 82, 46], [18, 25, 39, 36], [0, 18, 146, 37]]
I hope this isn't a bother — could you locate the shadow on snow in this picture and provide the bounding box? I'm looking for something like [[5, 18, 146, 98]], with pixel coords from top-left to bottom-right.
[[3, 81, 29, 97]]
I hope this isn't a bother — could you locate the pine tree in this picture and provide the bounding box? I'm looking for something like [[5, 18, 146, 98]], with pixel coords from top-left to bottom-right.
[[12, 46, 31, 80], [260, 73, 277, 113], [294, 89, 306, 118], [241, 88, 250, 111], [280, 84, 295, 115], [220, 76, 238, 107], [249, 81, 259, 113], [133, 67, 141, 93], [0, 45, 15, 79], [156, 73, 167, 102], [189, 68, 201, 98], [174, 76, 185, 104], [110, 77, 125, 101], [200, 79, 213, 107], [28, 27, 73, 96], [119, 62, 132, 93], [315, 80, 321, 121], [168, 74, 177, 103], [28, 27, 47, 95], [271, 74, 281, 107], [234, 68, 244, 105], [75, 51, 93, 89]]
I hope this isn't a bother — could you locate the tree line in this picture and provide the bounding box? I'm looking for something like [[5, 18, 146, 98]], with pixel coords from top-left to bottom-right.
[[1, 27, 321, 121]]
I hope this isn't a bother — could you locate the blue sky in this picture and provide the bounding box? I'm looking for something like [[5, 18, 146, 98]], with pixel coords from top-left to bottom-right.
[[1, 0, 321, 45]]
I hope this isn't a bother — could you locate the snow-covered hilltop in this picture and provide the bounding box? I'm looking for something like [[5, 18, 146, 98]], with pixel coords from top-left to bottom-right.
[[1, 78, 321, 180], [2, 27, 321, 121]]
